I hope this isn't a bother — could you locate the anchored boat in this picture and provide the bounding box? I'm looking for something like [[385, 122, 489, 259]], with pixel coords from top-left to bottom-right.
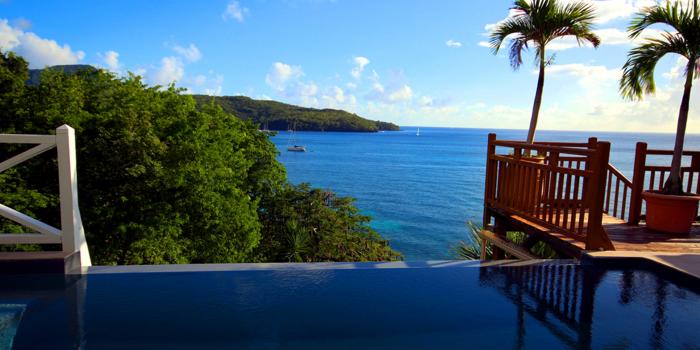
[[286, 121, 306, 152]]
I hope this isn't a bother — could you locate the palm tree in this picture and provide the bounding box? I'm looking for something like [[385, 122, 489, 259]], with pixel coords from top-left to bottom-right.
[[489, 0, 600, 144], [620, 1, 700, 195]]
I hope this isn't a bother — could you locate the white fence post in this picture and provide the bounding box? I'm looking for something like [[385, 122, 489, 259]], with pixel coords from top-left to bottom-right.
[[56, 125, 92, 268]]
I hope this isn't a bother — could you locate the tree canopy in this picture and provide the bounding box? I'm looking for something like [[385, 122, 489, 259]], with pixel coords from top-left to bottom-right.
[[0, 52, 401, 264]]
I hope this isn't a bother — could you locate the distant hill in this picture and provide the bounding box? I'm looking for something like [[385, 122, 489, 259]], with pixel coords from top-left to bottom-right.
[[193, 95, 400, 132], [28, 64, 97, 85], [27, 65, 399, 132]]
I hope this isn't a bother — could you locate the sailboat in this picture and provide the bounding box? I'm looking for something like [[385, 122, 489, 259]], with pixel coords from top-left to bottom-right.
[[287, 121, 306, 152], [416, 128, 420, 136], [260, 121, 273, 135]]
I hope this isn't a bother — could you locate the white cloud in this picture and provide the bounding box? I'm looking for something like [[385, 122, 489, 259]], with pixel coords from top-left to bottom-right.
[[589, 0, 656, 24], [545, 64, 621, 102], [351, 56, 370, 79], [298, 81, 318, 97], [263, 61, 324, 106], [546, 27, 666, 51], [98, 50, 120, 72], [364, 70, 414, 104], [333, 86, 345, 103], [173, 43, 202, 62], [446, 39, 462, 48], [265, 62, 303, 91], [193, 74, 207, 86], [223, 1, 248, 22], [149, 56, 184, 86], [366, 81, 413, 103], [0, 20, 21, 49], [0, 19, 84, 68], [388, 85, 413, 102], [184, 72, 224, 95], [663, 57, 688, 80]]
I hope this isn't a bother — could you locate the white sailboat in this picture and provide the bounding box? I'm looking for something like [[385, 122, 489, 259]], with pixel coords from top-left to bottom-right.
[[287, 121, 306, 152], [416, 128, 420, 136]]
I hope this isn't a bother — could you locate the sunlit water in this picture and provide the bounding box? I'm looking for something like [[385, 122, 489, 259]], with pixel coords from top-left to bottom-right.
[[272, 128, 700, 260]]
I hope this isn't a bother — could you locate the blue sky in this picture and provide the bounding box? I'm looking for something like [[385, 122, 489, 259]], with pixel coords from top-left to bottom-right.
[[0, 0, 697, 132]]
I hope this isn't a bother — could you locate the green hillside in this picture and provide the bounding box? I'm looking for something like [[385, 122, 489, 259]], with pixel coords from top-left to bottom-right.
[[193, 95, 400, 132]]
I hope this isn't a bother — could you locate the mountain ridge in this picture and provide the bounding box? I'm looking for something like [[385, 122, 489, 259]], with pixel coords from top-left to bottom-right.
[[193, 95, 400, 132]]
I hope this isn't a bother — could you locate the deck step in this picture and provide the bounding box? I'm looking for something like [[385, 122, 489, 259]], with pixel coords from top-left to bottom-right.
[[0, 251, 81, 274], [478, 230, 538, 260]]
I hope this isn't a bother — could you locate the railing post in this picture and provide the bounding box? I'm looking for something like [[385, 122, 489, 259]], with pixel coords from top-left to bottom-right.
[[56, 125, 92, 269], [581, 138, 597, 207], [629, 142, 647, 225], [585, 141, 614, 251], [483, 133, 497, 229]]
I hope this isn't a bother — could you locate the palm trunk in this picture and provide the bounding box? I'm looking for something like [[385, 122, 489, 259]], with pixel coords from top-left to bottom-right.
[[663, 59, 696, 195], [526, 52, 546, 145]]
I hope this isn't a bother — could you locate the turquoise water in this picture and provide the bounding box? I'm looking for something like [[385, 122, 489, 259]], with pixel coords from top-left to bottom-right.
[[272, 128, 700, 260]]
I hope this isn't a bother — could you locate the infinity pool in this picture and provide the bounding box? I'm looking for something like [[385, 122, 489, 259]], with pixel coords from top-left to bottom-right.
[[1, 261, 699, 349]]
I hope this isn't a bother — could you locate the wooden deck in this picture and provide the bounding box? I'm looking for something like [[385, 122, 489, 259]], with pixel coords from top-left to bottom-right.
[[603, 216, 700, 253], [498, 211, 700, 255], [482, 135, 700, 279]]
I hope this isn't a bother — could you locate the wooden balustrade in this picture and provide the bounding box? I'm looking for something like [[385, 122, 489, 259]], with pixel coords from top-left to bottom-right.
[[604, 164, 633, 222], [628, 142, 700, 225], [483, 134, 613, 251]]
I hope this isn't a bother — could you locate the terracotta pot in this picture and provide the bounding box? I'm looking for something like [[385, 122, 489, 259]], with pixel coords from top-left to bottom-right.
[[643, 191, 700, 234]]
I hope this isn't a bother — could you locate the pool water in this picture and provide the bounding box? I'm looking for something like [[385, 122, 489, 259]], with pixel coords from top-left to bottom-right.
[[2, 262, 699, 349]]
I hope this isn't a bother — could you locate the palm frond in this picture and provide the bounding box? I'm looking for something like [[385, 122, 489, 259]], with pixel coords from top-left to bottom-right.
[[489, 16, 536, 55], [489, 0, 600, 70], [620, 31, 691, 100], [453, 221, 489, 260], [630, 1, 686, 39]]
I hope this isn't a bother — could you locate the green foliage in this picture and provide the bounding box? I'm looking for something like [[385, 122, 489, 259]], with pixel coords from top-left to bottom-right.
[[453, 222, 490, 260], [192, 95, 400, 132], [489, 0, 600, 69], [0, 53, 401, 264], [454, 222, 557, 260], [256, 183, 401, 262], [620, 1, 700, 100]]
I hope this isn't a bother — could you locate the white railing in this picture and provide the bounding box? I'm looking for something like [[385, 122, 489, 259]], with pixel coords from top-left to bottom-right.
[[0, 125, 91, 268]]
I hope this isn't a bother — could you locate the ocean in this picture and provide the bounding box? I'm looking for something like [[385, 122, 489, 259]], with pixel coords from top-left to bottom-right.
[[271, 128, 700, 260]]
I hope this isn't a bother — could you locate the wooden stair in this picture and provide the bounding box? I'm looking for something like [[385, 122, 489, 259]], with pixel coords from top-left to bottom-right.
[[478, 229, 538, 260]]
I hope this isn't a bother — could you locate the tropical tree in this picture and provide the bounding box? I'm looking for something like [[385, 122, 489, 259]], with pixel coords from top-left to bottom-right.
[[489, 0, 600, 144], [620, 0, 700, 195]]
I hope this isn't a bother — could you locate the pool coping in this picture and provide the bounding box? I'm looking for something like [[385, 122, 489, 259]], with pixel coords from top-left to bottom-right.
[[84, 259, 562, 274], [581, 251, 700, 282]]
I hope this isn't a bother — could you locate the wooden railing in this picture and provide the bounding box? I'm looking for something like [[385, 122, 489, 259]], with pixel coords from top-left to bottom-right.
[[0, 125, 91, 269], [483, 134, 614, 251], [604, 164, 633, 222], [628, 142, 700, 225]]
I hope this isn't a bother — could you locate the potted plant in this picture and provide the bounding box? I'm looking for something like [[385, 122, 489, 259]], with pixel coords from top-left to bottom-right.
[[620, 1, 700, 234]]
